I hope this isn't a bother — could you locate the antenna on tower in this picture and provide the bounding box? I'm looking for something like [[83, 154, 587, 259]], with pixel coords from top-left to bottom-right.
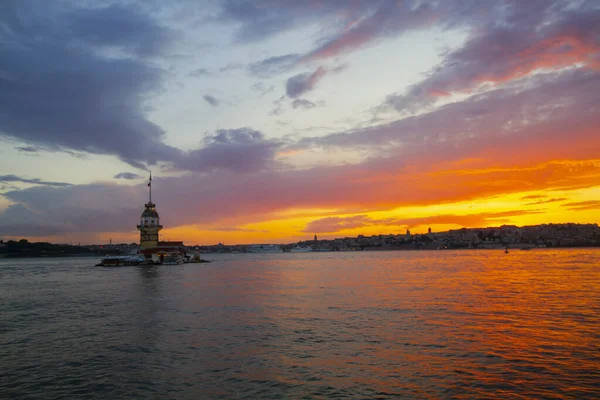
[[148, 171, 152, 203]]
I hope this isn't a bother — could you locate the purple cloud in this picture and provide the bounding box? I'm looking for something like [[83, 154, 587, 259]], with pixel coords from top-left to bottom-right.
[[286, 67, 328, 98], [386, 7, 600, 112], [0, 1, 182, 169], [178, 128, 283, 173]]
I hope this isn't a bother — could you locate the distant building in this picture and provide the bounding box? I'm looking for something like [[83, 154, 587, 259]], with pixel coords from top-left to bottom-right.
[[428, 227, 432, 234]]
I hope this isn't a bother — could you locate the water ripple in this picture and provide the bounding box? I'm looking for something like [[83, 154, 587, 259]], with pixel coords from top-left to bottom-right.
[[1, 250, 599, 399]]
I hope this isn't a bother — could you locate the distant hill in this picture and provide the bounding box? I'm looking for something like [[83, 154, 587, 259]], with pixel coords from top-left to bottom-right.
[[0, 239, 93, 258]]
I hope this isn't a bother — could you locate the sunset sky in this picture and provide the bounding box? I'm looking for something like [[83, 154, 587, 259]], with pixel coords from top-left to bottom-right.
[[0, 0, 599, 245]]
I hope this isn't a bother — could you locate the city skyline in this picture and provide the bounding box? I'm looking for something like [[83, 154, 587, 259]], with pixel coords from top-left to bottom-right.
[[0, 0, 599, 245]]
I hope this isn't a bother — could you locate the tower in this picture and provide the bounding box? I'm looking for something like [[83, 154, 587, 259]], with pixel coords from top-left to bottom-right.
[[137, 173, 163, 250]]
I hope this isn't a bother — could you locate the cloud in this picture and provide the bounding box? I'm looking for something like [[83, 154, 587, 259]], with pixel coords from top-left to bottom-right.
[[247, 53, 300, 77], [207, 227, 269, 233], [303, 215, 373, 233], [0, 204, 77, 237], [203, 95, 220, 107], [304, 210, 545, 233], [15, 146, 38, 153], [268, 95, 286, 116], [0, 183, 143, 237], [189, 68, 211, 77], [66, 3, 178, 58], [295, 68, 600, 165], [521, 194, 547, 201], [0, 174, 71, 187], [286, 65, 346, 98], [114, 172, 143, 180], [562, 200, 600, 211], [0, 1, 183, 169], [251, 82, 275, 97], [219, 62, 244, 73], [386, 6, 600, 112], [1, 1, 599, 241], [177, 128, 283, 173], [286, 67, 328, 98], [525, 197, 568, 206], [394, 211, 545, 230], [291, 99, 324, 110], [2, 59, 599, 239]]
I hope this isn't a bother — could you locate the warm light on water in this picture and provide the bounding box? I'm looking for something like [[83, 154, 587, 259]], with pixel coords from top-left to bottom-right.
[[1, 250, 599, 398]]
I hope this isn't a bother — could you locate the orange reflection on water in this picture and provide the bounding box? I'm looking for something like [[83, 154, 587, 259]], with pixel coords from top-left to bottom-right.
[[220, 250, 600, 398]]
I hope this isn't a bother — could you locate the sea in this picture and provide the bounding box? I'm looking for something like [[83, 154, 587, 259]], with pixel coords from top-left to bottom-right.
[[1, 249, 599, 399]]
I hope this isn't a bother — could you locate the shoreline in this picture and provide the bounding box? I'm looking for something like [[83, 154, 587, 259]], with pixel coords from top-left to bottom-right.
[[2, 246, 599, 260]]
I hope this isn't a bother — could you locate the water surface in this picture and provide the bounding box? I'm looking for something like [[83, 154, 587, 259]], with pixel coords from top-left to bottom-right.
[[1, 250, 599, 399]]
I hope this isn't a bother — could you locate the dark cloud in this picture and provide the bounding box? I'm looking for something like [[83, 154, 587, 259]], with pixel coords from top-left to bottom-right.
[[217, 1, 478, 59], [0, 183, 143, 237], [0, 1, 182, 169], [15, 146, 38, 153], [218, 1, 344, 43], [0, 204, 77, 237], [67, 3, 178, 58], [286, 67, 328, 98], [291, 99, 324, 110], [189, 68, 211, 77], [285, 65, 345, 98], [0, 174, 71, 187], [203, 95, 220, 107], [114, 172, 143, 180], [178, 128, 283, 173]]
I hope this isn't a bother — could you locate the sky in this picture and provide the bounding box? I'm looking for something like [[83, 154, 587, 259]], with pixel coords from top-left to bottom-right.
[[0, 0, 599, 245]]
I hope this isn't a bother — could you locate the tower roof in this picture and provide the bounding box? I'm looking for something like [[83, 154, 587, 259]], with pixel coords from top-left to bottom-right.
[[141, 202, 159, 218]]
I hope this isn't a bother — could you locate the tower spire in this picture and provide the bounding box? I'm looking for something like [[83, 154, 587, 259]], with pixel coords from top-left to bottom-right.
[[148, 171, 152, 203]]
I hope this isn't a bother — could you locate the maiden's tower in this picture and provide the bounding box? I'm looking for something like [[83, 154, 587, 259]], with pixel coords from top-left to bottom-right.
[[137, 173, 162, 250], [135, 174, 193, 264]]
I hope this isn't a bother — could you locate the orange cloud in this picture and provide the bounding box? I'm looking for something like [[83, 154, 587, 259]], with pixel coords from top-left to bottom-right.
[[562, 200, 600, 211], [304, 210, 544, 233]]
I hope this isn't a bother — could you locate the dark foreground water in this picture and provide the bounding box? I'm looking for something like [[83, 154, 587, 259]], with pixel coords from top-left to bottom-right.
[[1, 250, 599, 399]]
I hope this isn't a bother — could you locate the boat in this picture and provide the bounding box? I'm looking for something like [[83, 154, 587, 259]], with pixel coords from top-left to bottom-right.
[[290, 246, 312, 253], [98, 255, 145, 267], [246, 244, 283, 253]]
